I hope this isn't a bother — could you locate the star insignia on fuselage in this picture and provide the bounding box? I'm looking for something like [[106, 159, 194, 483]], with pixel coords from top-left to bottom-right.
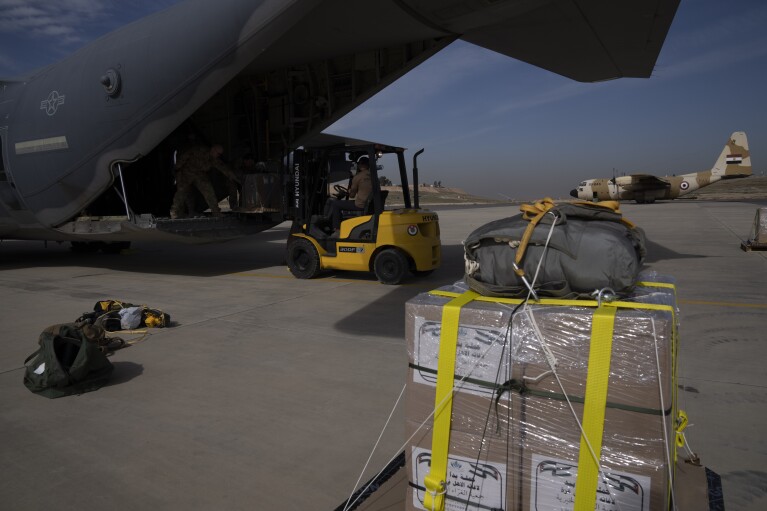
[[40, 91, 65, 116]]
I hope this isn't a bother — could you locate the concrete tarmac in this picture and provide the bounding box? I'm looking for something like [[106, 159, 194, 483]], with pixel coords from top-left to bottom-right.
[[1, 200, 765, 510]]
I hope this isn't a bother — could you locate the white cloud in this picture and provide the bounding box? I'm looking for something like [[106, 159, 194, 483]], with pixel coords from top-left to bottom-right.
[[657, 39, 767, 80], [0, 0, 107, 39], [672, 3, 767, 52], [491, 81, 602, 115], [656, 2, 767, 79], [329, 41, 516, 132]]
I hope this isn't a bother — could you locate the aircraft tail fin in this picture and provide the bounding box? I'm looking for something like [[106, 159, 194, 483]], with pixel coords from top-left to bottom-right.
[[711, 131, 751, 178]]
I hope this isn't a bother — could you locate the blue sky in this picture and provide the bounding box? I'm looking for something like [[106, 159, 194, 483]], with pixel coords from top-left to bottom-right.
[[1, 0, 765, 199]]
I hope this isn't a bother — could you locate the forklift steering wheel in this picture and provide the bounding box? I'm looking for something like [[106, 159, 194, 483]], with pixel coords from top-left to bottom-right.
[[333, 184, 349, 199]]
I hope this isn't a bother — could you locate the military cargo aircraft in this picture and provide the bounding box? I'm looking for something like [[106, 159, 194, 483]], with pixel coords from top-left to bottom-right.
[[0, 0, 679, 250], [570, 131, 752, 204]]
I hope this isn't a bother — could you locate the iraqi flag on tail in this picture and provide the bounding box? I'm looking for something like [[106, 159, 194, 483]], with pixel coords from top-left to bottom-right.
[[726, 154, 743, 164]]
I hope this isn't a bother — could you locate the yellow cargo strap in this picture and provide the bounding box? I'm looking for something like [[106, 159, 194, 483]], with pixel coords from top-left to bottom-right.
[[637, 280, 677, 299], [570, 199, 637, 230], [515, 198, 556, 277], [427, 286, 679, 506], [428, 290, 676, 326], [423, 290, 479, 511], [513, 198, 637, 278], [574, 305, 617, 511], [675, 409, 689, 447]]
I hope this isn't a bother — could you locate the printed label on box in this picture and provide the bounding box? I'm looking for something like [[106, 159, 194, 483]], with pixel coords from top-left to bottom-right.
[[411, 447, 507, 511], [413, 317, 510, 397], [530, 454, 651, 511]]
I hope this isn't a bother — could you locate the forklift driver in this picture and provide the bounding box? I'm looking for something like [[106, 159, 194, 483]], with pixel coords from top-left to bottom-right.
[[328, 157, 372, 235]]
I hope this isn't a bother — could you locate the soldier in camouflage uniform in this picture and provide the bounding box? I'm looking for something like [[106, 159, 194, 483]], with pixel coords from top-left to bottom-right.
[[170, 144, 240, 219]]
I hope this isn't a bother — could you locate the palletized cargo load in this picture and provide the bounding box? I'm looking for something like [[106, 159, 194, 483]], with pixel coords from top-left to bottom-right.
[[741, 207, 767, 251], [404, 277, 683, 511]]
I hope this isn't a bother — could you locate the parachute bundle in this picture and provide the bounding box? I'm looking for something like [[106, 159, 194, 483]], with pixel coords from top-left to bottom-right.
[[463, 198, 646, 299]]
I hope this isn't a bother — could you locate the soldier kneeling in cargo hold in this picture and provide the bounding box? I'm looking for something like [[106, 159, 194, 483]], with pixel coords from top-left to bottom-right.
[[170, 144, 240, 219]]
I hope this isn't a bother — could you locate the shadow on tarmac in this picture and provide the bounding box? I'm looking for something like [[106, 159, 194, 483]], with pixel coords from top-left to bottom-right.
[[0, 226, 291, 277], [107, 362, 145, 386], [333, 243, 467, 339], [644, 239, 708, 263]]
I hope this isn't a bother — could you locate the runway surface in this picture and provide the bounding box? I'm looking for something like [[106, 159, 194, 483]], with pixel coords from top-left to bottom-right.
[[1, 200, 765, 510]]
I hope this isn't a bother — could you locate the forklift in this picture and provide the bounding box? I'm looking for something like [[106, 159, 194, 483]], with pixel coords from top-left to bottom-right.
[[286, 135, 440, 284]]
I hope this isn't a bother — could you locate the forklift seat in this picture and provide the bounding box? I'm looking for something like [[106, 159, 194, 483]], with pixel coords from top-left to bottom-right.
[[363, 190, 388, 215], [340, 190, 388, 220]]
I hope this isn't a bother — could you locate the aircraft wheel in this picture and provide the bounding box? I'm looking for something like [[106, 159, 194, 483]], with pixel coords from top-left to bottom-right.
[[287, 238, 321, 279], [374, 248, 408, 285]]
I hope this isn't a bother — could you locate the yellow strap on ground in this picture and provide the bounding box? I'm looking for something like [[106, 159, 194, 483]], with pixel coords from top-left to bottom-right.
[[423, 290, 479, 511], [574, 305, 617, 511]]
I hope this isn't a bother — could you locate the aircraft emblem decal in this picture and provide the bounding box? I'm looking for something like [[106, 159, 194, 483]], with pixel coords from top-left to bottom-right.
[[726, 154, 743, 164], [680, 181, 689, 190], [40, 91, 66, 116]]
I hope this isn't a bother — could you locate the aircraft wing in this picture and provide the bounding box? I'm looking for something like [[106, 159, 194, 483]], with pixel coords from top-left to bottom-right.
[[617, 174, 671, 192], [454, 0, 681, 82], [0, 0, 682, 235]]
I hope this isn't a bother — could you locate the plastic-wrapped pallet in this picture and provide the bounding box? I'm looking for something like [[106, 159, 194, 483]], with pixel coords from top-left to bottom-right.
[[743, 207, 767, 250], [404, 274, 679, 511], [753, 207, 767, 245]]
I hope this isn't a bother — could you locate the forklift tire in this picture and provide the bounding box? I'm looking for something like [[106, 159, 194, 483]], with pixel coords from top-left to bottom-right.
[[374, 248, 408, 285], [287, 238, 321, 279]]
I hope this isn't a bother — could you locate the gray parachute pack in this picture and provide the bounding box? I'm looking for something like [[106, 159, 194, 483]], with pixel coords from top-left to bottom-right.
[[463, 199, 646, 299]]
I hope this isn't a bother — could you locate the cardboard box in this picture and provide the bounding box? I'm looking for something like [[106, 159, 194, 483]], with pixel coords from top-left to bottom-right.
[[517, 398, 674, 511], [405, 368, 514, 438], [404, 279, 678, 510], [404, 419, 519, 511], [512, 303, 675, 412]]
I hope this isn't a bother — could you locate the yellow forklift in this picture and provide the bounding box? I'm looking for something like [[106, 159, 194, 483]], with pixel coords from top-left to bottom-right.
[[286, 135, 440, 284]]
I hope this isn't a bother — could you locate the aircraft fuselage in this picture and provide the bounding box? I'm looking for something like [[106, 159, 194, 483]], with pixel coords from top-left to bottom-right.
[[0, 0, 680, 242]]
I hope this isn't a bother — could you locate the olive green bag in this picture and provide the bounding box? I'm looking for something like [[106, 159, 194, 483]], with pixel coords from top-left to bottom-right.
[[23, 323, 114, 398]]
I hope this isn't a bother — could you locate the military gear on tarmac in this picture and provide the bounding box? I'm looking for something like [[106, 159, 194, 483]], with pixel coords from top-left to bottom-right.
[[75, 300, 170, 332], [76, 300, 170, 331], [23, 324, 114, 398]]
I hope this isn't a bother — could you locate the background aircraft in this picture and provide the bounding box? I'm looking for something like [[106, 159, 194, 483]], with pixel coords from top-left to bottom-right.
[[0, 0, 679, 248], [570, 131, 752, 203]]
